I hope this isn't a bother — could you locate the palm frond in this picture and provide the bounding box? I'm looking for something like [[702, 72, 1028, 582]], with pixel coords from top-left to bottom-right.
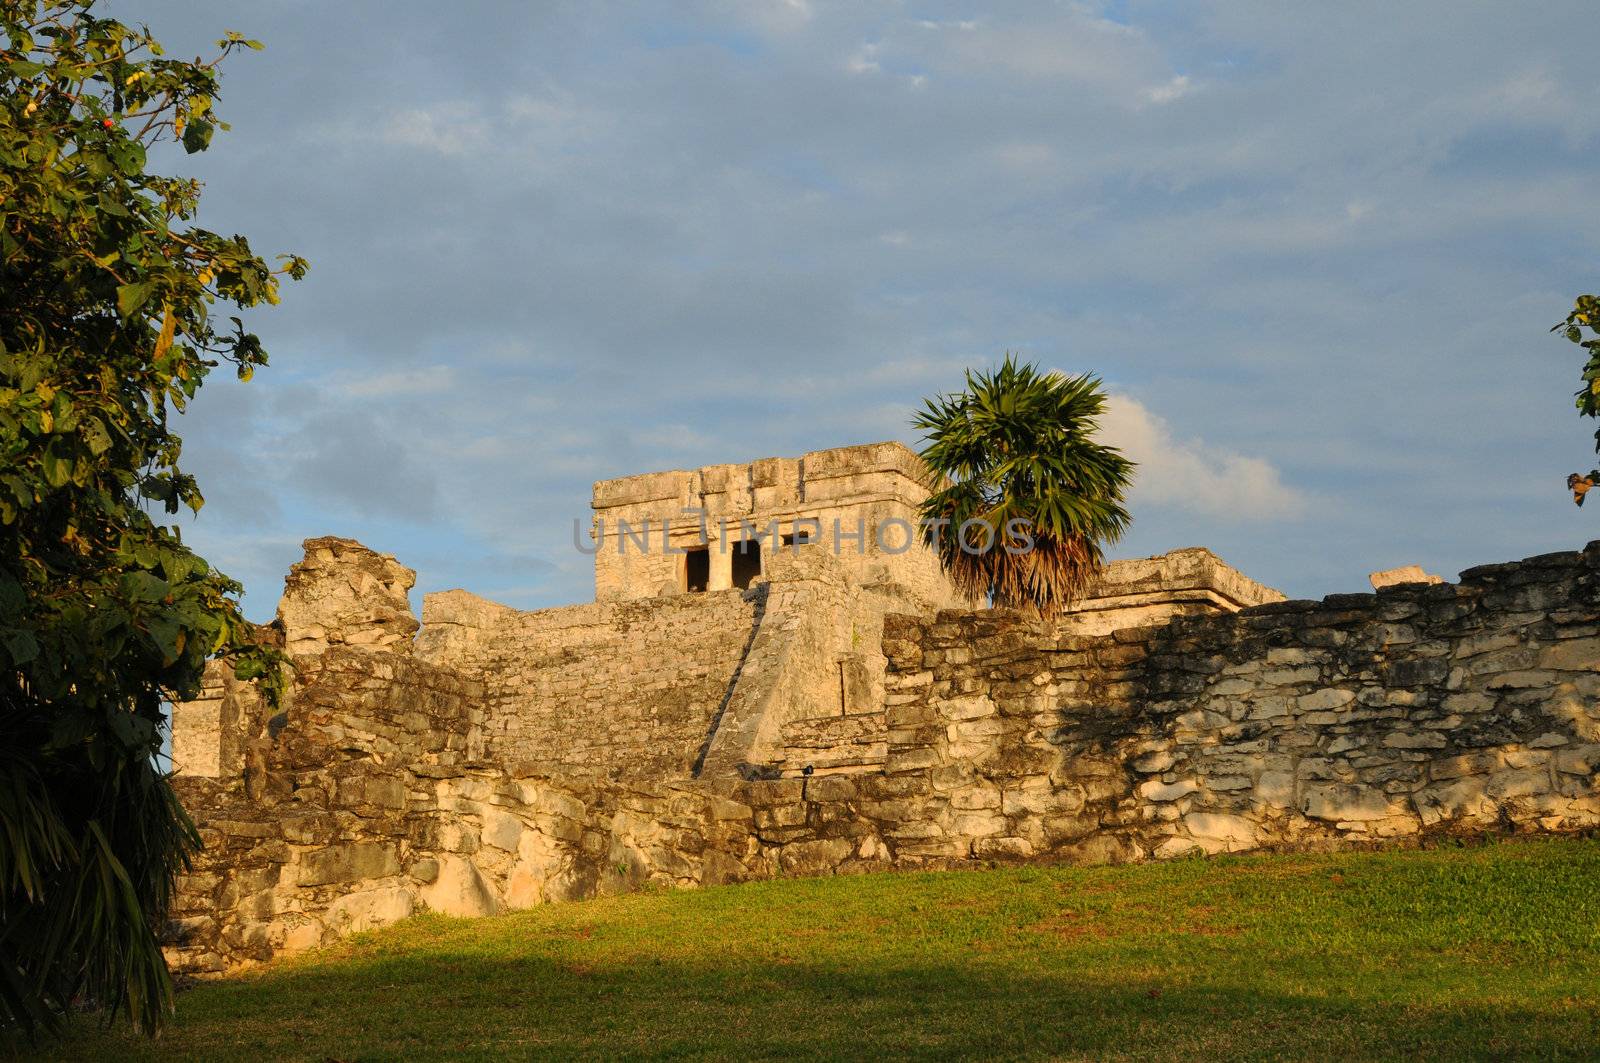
[[915, 354, 1135, 617]]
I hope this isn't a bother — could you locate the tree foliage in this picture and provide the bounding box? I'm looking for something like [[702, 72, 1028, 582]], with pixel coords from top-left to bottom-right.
[[1, 0, 301, 1035], [914, 356, 1134, 617], [1556, 295, 1600, 504]]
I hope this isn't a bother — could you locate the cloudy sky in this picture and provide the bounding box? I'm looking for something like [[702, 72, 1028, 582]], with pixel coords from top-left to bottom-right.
[[109, 1, 1600, 619]]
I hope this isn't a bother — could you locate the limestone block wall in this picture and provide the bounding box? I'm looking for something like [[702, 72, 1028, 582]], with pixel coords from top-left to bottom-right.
[[166, 642, 763, 974], [169, 665, 228, 780], [844, 545, 1600, 862], [414, 587, 764, 779], [165, 535, 1600, 978]]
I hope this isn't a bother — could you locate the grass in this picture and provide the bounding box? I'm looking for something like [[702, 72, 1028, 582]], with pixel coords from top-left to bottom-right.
[[30, 837, 1600, 1061]]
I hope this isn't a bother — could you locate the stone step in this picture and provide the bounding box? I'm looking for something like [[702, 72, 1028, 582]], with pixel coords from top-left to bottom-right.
[[780, 756, 884, 778], [771, 709, 889, 777], [782, 713, 885, 748]]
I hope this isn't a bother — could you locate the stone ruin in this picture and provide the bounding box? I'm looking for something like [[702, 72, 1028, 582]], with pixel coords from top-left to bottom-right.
[[164, 440, 1600, 974]]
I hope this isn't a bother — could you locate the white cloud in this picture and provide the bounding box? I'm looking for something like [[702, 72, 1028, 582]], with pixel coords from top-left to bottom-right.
[[332, 365, 454, 399], [1142, 74, 1194, 106], [914, 8, 1178, 106], [380, 104, 487, 156], [1098, 394, 1309, 521], [847, 42, 881, 75], [739, 0, 813, 34]]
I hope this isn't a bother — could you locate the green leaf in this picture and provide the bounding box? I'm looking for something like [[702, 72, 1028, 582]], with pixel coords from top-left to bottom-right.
[[81, 417, 113, 456], [119, 571, 169, 603], [39, 448, 71, 489], [115, 281, 155, 318], [108, 711, 157, 751], [107, 137, 146, 176], [144, 619, 185, 666], [3, 629, 39, 665], [0, 575, 22, 615], [83, 150, 114, 178], [182, 119, 214, 155], [96, 192, 131, 218]]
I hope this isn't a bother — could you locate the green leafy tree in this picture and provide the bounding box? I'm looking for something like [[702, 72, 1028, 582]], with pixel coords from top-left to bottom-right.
[[914, 355, 1135, 617], [1556, 295, 1600, 506], [1, 0, 302, 1036]]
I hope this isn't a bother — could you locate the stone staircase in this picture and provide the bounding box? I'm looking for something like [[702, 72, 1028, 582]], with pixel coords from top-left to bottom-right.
[[770, 707, 887, 777]]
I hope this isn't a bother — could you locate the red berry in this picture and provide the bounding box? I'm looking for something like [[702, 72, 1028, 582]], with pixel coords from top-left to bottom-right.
[[102, 118, 114, 129]]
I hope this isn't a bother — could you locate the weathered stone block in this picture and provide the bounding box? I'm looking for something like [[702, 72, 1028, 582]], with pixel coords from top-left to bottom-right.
[[1132, 750, 1175, 773], [1540, 639, 1600, 671], [1138, 778, 1200, 802], [482, 810, 524, 852], [296, 842, 400, 887], [1257, 770, 1295, 808], [949, 784, 1002, 811], [1487, 670, 1559, 690], [1413, 778, 1496, 826], [776, 837, 853, 874], [1384, 731, 1448, 750], [1302, 784, 1392, 822], [949, 812, 1007, 838], [1183, 812, 1258, 848], [325, 886, 414, 934], [1555, 744, 1600, 775], [885, 748, 942, 773], [1299, 688, 1356, 712], [419, 855, 499, 917], [974, 836, 1035, 859]]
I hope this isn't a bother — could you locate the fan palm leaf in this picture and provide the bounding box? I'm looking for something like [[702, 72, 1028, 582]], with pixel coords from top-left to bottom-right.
[[914, 355, 1134, 617]]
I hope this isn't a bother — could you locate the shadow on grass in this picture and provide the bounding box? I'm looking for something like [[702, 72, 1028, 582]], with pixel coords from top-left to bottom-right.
[[35, 949, 1600, 1063]]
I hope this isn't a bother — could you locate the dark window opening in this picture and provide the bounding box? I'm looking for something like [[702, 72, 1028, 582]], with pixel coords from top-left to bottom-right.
[[781, 529, 815, 549], [684, 547, 709, 593], [731, 539, 762, 589]]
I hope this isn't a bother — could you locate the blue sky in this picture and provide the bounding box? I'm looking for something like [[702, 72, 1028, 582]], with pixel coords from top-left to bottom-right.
[[109, 1, 1600, 620]]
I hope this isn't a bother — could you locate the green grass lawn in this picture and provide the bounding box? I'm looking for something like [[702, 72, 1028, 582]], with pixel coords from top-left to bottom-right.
[[34, 837, 1600, 1061]]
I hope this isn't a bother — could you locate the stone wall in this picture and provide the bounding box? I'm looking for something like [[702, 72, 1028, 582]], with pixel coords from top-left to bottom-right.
[[414, 587, 765, 780], [847, 544, 1600, 862], [166, 642, 763, 973], [164, 535, 1600, 977]]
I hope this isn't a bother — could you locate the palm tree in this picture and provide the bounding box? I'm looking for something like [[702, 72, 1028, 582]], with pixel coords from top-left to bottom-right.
[[914, 355, 1134, 618]]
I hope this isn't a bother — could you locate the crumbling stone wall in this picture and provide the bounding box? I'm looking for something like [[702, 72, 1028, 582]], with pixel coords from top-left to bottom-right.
[[409, 545, 927, 783], [165, 535, 1600, 977], [845, 544, 1600, 862], [415, 587, 765, 779], [166, 640, 763, 973], [278, 536, 420, 656]]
